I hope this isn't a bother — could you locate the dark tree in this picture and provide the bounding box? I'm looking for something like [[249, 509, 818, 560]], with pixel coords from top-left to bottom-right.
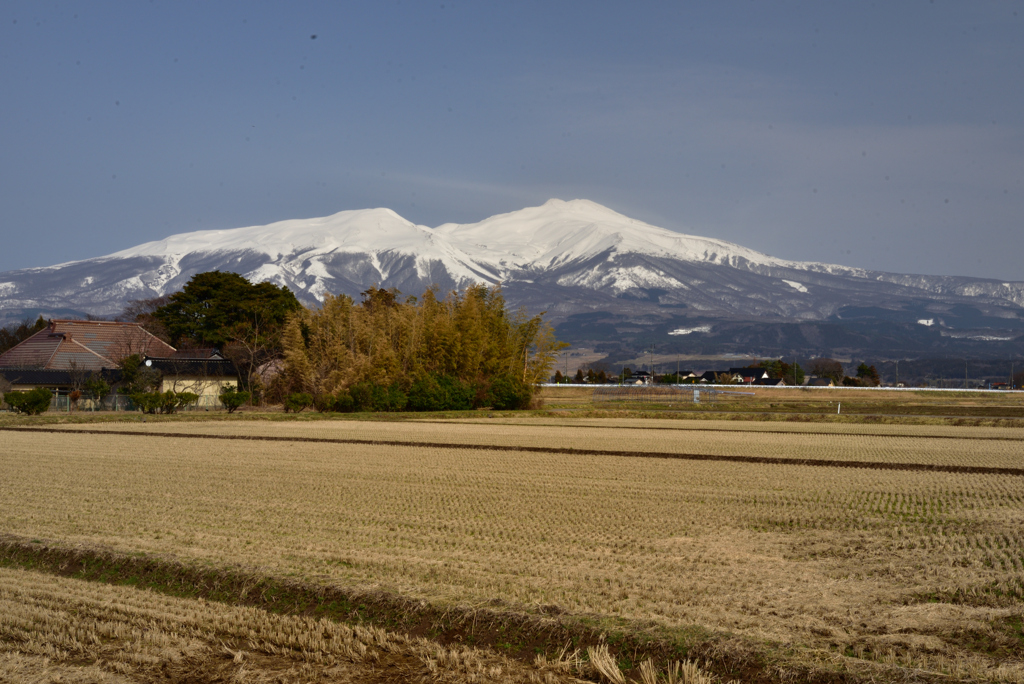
[[120, 295, 172, 343], [855, 363, 881, 386], [153, 272, 301, 350], [809, 358, 844, 384], [0, 316, 47, 355]]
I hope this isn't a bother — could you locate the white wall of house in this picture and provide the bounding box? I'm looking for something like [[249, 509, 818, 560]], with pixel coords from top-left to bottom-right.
[[159, 376, 237, 398]]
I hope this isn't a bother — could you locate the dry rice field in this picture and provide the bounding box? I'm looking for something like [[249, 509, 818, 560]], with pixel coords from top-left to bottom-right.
[[0, 564, 606, 684], [2, 418, 1024, 682]]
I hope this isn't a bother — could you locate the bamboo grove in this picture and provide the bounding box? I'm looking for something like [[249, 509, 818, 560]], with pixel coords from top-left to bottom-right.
[[275, 285, 565, 411]]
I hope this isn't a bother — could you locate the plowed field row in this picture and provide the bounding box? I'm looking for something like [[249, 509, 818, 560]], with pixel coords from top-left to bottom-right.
[[11, 421, 1024, 472]]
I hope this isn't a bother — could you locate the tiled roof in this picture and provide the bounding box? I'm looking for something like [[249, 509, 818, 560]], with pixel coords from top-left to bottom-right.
[[170, 347, 223, 360], [145, 357, 237, 377], [0, 332, 63, 368], [0, 320, 175, 370], [0, 368, 122, 387]]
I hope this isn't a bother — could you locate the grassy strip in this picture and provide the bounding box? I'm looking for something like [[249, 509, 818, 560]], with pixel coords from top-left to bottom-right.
[[6, 425, 1024, 476]]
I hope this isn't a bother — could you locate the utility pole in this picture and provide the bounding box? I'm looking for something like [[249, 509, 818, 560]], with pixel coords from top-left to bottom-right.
[[965, 360, 969, 390], [895, 360, 899, 388]]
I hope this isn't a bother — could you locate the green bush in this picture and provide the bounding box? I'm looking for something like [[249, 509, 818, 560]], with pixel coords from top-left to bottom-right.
[[84, 374, 111, 403], [313, 390, 355, 413], [283, 392, 313, 413], [4, 388, 53, 415], [219, 385, 250, 413], [131, 390, 199, 414], [349, 382, 407, 412], [407, 373, 475, 411], [333, 391, 355, 413], [487, 375, 533, 410]]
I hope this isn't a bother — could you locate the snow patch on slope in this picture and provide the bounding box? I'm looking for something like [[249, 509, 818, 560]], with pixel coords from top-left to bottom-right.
[[782, 280, 808, 293], [669, 325, 712, 336], [557, 265, 682, 292]]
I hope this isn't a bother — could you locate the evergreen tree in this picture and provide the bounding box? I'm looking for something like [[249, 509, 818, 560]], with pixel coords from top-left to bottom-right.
[[153, 271, 300, 349]]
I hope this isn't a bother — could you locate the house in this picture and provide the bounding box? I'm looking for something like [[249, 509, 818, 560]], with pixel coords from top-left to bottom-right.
[[729, 367, 770, 384], [806, 377, 835, 387], [0, 319, 235, 402], [144, 354, 238, 399], [698, 370, 742, 384], [666, 370, 697, 382], [0, 319, 175, 371], [758, 378, 786, 386], [631, 371, 652, 385]]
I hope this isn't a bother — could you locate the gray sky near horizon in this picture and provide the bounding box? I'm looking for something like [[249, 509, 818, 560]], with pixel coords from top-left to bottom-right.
[[1, 1, 1022, 280]]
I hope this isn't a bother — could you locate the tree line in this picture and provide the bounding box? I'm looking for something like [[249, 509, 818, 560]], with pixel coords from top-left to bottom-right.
[[126, 273, 563, 412], [0, 316, 47, 355], [275, 285, 564, 412]]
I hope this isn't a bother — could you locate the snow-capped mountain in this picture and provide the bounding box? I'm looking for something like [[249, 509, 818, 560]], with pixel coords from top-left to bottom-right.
[[1, 199, 1022, 356]]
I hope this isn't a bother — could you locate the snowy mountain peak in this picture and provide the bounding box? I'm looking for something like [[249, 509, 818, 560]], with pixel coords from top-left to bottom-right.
[[435, 198, 824, 274], [1, 199, 1022, 334], [110, 207, 433, 262]]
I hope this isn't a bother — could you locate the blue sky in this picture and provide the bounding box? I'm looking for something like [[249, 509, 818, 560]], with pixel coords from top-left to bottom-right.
[[1, 1, 1021, 280]]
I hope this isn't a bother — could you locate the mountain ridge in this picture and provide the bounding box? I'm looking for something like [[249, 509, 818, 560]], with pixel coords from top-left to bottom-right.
[[1, 199, 1022, 359]]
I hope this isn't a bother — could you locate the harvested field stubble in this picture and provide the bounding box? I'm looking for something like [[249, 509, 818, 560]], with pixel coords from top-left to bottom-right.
[[0, 565, 597, 683], [37, 418, 1024, 469], [2, 420, 1024, 680]]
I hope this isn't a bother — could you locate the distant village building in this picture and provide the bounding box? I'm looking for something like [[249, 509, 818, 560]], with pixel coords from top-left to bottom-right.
[[632, 371, 652, 385], [729, 367, 770, 384]]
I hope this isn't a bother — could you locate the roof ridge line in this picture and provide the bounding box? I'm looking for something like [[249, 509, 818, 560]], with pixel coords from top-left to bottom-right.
[[67, 337, 115, 366]]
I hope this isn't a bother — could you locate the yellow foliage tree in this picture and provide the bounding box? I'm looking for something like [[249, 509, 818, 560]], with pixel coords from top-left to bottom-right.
[[279, 285, 566, 411]]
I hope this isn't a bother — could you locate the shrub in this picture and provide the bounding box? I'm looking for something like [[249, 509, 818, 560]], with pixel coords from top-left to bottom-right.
[[131, 390, 199, 414], [283, 392, 313, 413], [175, 392, 199, 411], [219, 386, 250, 413], [4, 388, 53, 415], [349, 382, 407, 412], [313, 390, 355, 413], [333, 391, 355, 412], [84, 374, 111, 402], [487, 375, 533, 410], [407, 373, 475, 412]]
